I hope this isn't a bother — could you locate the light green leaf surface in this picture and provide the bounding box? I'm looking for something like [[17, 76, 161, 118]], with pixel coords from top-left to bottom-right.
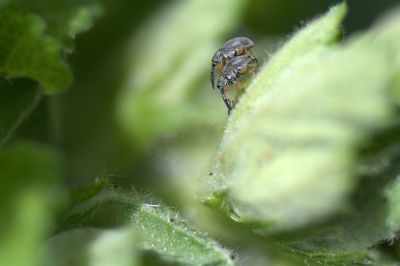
[[206, 2, 353, 232], [210, 39, 395, 231], [205, 3, 400, 265], [47, 227, 139, 266], [273, 136, 400, 265], [0, 79, 40, 146], [0, 141, 63, 266], [118, 0, 246, 149], [225, 3, 347, 139]]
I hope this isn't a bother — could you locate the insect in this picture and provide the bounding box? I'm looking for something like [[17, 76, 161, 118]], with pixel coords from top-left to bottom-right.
[[210, 37, 255, 90], [216, 55, 258, 114]]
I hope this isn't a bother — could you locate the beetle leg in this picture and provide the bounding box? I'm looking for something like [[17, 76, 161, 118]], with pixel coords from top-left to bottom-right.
[[219, 86, 233, 114]]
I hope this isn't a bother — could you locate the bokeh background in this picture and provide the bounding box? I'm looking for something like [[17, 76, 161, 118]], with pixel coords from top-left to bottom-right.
[[4, 0, 400, 264]]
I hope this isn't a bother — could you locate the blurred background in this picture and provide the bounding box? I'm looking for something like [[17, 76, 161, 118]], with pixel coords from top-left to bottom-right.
[[2, 0, 400, 265]]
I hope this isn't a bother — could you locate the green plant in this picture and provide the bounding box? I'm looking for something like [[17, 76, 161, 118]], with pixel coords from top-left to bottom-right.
[[1, 1, 400, 266]]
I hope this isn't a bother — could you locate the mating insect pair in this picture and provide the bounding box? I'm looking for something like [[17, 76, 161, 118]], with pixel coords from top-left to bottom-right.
[[210, 37, 258, 114]]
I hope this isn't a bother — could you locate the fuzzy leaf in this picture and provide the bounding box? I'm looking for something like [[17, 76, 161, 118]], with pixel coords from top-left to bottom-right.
[[208, 40, 396, 231], [225, 3, 347, 136], [206, 2, 354, 232], [206, 3, 400, 265], [0, 79, 40, 146], [273, 137, 400, 265], [135, 205, 236, 266], [59, 180, 236, 266]]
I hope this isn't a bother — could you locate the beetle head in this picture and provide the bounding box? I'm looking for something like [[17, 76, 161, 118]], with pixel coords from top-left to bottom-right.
[[212, 50, 224, 65]]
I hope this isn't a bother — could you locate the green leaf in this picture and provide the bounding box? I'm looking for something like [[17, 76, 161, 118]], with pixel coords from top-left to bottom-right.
[[52, 206, 236, 266], [205, 2, 354, 232], [59, 180, 236, 266], [0, 141, 63, 266], [209, 40, 396, 231], [58, 180, 139, 231], [273, 135, 400, 265], [0, 9, 72, 94], [0, 1, 102, 145], [67, 176, 108, 206], [135, 205, 236, 266], [226, 3, 347, 134], [47, 227, 140, 266], [117, 0, 247, 149], [0, 79, 40, 146], [0, 2, 102, 94], [205, 3, 400, 265], [11, 0, 103, 44]]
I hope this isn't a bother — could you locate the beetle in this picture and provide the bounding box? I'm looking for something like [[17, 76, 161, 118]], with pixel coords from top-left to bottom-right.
[[210, 37, 255, 89], [216, 54, 258, 114]]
